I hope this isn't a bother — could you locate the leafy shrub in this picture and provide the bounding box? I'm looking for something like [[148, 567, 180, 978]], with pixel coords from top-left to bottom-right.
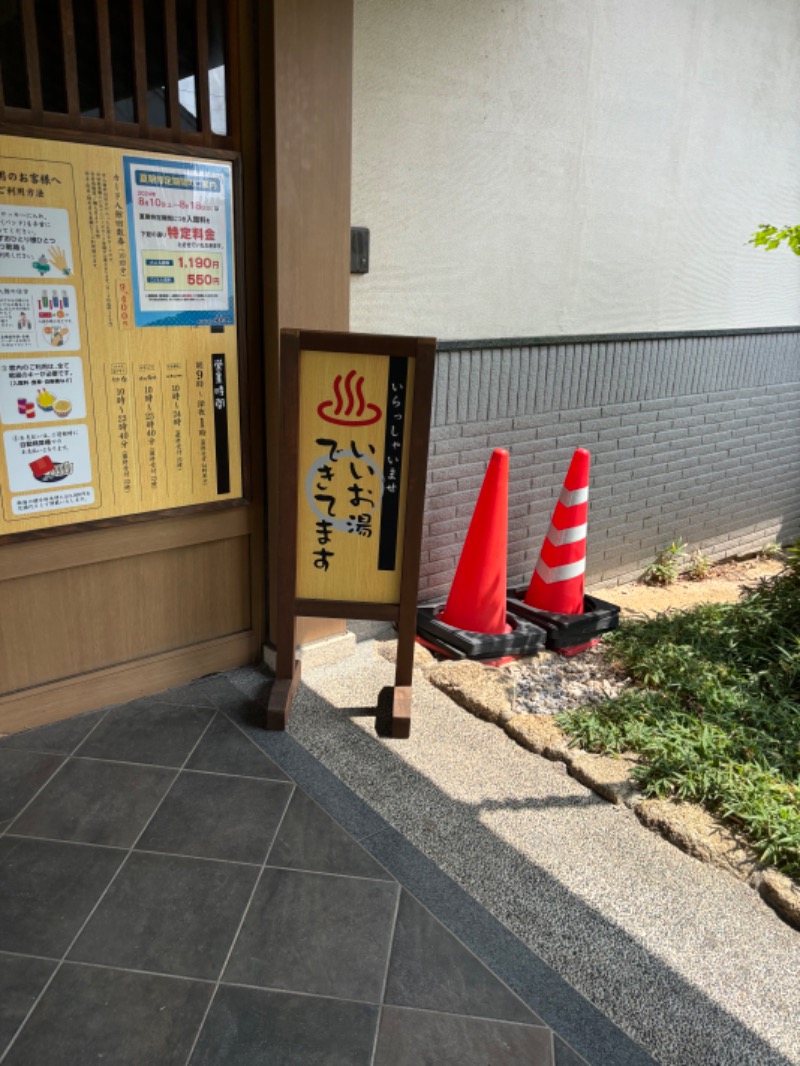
[[759, 540, 783, 560], [641, 539, 686, 586], [560, 556, 800, 877], [750, 224, 800, 255], [686, 549, 712, 581]]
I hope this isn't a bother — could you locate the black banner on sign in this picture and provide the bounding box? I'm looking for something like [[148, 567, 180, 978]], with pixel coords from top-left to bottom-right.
[[378, 356, 408, 571], [212, 353, 230, 495]]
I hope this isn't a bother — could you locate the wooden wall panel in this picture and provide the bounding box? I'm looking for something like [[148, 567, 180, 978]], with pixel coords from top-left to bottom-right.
[[273, 0, 353, 334], [0, 632, 256, 735], [0, 506, 252, 582], [1, 536, 251, 694], [0, 0, 236, 147], [266, 0, 354, 645]]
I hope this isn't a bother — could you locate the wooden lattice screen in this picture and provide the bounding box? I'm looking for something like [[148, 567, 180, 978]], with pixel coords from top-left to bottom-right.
[[0, 0, 238, 147]]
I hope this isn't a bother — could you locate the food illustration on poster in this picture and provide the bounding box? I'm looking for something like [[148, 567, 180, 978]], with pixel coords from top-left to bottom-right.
[[4, 423, 92, 491], [0, 356, 86, 425], [0, 135, 243, 536], [0, 286, 80, 353]]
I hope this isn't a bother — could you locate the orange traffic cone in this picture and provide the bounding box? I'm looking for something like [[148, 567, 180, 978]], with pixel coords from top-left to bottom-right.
[[525, 448, 593, 654], [438, 448, 511, 635]]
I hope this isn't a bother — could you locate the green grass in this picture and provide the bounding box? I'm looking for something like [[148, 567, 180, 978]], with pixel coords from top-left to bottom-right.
[[558, 554, 800, 878]]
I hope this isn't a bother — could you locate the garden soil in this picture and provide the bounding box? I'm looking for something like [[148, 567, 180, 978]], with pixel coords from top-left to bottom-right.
[[597, 556, 784, 618]]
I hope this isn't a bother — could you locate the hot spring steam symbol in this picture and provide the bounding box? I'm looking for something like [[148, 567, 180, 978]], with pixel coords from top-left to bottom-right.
[[317, 370, 382, 426]]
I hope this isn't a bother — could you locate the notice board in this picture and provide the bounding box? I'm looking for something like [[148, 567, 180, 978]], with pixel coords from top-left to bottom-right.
[[0, 134, 242, 537], [270, 329, 435, 738]]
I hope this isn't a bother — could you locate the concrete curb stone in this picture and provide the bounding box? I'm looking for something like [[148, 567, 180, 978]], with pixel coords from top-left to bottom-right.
[[426, 660, 515, 724], [569, 753, 641, 807], [504, 713, 574, 762], [375, 639, 437, 670], [635, 798, 759, 883], [758, 870, 800, 929]]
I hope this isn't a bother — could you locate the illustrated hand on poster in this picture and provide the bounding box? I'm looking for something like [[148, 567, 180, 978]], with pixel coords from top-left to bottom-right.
[[47, 246, 72, 276]]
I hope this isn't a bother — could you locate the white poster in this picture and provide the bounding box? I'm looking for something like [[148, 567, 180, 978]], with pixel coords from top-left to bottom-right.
[[4, 423, 92, 493], [0, 206, 74, 280], [11, 486, 95, 516], [0, 284, 80, 353], [0, 356, 86, 425]]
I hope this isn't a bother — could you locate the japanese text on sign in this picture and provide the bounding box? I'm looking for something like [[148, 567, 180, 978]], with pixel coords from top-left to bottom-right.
[[296, 352, 414, 604], [0, 134, 243, 536]]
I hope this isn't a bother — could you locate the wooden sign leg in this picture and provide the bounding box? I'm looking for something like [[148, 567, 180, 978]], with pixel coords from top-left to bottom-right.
[[391, 604, 415, 738], [267, 619, 301, 730], [266, 660, 301, 730], [390, 684, 412, 738]]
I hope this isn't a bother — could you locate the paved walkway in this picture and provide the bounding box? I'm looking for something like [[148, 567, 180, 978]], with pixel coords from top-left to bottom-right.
[[244, 630, 799, 1066], [2, 673, 573, 1065], [1, 632, 798, 1065]]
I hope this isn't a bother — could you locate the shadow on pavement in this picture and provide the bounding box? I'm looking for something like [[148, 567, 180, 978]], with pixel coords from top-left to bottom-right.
[[205, 666, 797, 1066]]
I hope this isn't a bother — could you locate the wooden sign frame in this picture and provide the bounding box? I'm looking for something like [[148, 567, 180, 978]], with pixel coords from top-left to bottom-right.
[[268, 328, 436, 737]]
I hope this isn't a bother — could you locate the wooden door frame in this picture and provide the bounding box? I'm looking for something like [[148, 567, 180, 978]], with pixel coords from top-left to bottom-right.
[[261, 0, 356, 650], [0, 0, 359, 732], [0, 0, 267, 732]]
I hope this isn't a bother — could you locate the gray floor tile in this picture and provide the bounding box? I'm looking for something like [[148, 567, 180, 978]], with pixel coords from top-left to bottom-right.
[[226, 722, 399, 841], [219, 666, 274, 703], [0, 837, 124, 957], [0, 750, 64, 823], [374, 1005, 554, 1066], [69, 851, 258, 979], [0, 674, 661, 1066], [555, 1034, 592, 1066], [185, 713, 289, 780], [10, 759, 176, 847], [75, 701, 215, 766], [3, 963, 212, 1066], [0, 953, 56, 1052], [143, 681, 217, 708], [225, 867, 398, 1002], [137, 770, 292, 864], [362, 825, 647, 1062], [267, 787, 393, 880], [385, 890, 537, 1024], [189, 984, 378, 1066], [0, 711, 105, 755], [198, 672, 270, 714]]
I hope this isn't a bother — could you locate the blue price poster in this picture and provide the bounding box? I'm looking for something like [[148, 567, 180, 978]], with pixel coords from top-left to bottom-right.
[[123, 156, 235, 328]]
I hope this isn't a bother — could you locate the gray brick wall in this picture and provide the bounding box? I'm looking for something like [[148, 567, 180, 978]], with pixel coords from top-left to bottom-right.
[[420, 330, 800, 600]]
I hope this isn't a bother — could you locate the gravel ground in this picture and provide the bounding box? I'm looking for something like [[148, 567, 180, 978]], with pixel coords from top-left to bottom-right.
[[508, 557, 784, 718], [507, 645, 628, 717]]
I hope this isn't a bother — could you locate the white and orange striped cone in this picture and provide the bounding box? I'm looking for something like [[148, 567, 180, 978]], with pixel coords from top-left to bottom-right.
[[524, 448, 595, 655]]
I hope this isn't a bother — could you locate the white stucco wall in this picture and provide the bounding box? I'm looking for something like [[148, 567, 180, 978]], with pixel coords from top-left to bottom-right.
[[350, 0, 800, 339]]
